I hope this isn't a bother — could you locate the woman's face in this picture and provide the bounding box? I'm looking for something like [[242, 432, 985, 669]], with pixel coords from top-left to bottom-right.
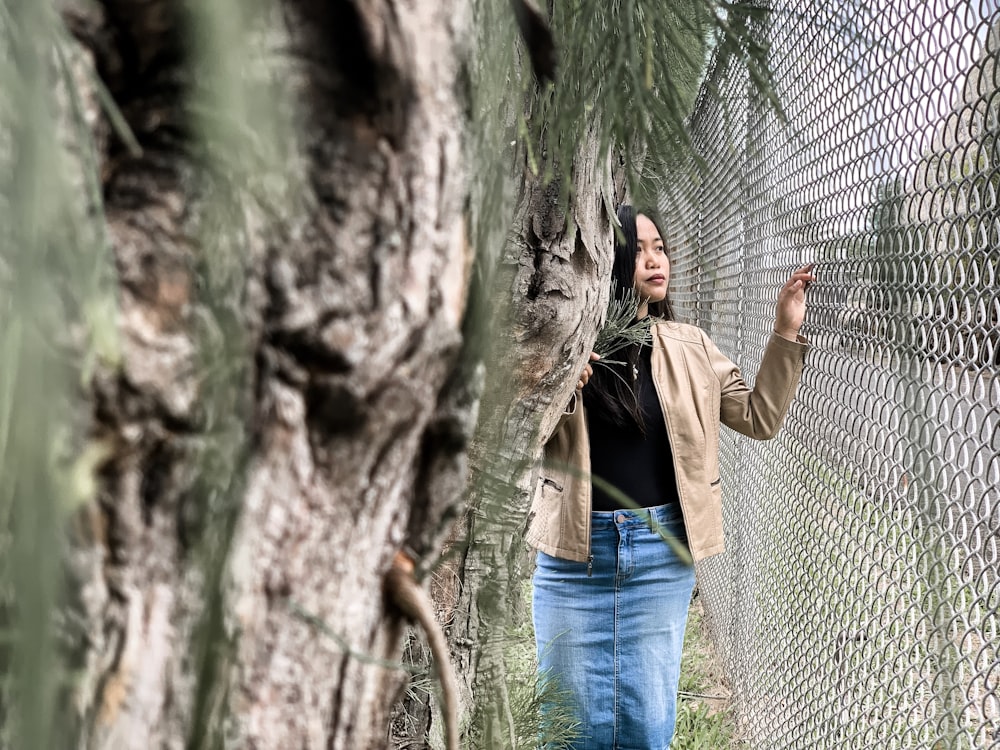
[[633, 213, 669, 313]]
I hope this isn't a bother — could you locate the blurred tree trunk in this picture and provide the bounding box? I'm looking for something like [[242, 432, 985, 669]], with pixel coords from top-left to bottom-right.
[[30, 1, 474, 748]]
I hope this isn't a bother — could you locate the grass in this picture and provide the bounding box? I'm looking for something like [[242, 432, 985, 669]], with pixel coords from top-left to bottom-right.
[[673, 703, 737, 750], [672, 594, 741, 749]]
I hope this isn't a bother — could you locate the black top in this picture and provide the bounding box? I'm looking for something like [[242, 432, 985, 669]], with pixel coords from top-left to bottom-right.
[[587, 344, 680, 512]]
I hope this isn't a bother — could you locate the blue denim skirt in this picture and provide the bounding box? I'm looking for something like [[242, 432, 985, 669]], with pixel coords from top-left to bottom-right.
[[532, 503, 695, 750]]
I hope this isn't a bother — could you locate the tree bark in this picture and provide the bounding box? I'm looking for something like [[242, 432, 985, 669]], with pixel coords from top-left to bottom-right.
[[46, 1, 474, 748], [447, 118, 620, 745]]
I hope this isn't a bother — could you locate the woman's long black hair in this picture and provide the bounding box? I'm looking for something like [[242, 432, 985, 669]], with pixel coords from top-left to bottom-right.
[[586, 204, 675, 431]]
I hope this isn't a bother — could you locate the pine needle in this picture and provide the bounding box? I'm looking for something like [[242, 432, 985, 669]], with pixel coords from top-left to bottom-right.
[[592, 280, 652, 366]]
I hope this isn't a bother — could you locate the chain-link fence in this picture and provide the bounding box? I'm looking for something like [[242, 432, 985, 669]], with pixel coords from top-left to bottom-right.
[[662, 2, 1000, 747]]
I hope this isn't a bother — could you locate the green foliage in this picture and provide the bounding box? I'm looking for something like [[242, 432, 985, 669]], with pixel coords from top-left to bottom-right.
[[515, 0, 777, 205], [592, 280, 653, 365], [0, 1, 121, 746]]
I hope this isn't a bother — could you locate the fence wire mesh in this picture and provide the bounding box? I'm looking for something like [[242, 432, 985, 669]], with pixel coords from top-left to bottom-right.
[[662, 2, 1000, 747]]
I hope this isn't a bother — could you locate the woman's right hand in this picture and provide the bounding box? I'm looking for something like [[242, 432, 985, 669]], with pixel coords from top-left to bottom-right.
[[577, 352, 600, 390]]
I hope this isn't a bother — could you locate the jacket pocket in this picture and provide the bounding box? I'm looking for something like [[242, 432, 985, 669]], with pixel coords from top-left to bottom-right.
[[709, 477, 721, 487], [527, 474, 566, 547], [542, 477, 564, 492]]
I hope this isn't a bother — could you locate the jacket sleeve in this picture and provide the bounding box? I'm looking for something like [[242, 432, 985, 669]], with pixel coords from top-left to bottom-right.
[[705, 330, 808, 440]]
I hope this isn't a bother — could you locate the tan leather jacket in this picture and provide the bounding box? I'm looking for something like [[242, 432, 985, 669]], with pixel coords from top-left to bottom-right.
[[525, 320, 808, 564]]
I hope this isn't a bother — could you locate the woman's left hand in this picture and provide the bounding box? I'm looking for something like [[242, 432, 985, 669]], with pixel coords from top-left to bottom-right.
[[577, 352, 600, 390], [774, 263, 816, 341]]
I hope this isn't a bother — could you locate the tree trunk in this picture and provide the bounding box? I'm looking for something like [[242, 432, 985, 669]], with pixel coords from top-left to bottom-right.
[[448, 119, 621, 745], [16, 1, 474, 748]]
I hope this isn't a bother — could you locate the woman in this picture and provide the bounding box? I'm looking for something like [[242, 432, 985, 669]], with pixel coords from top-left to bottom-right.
[[526, 205, 814, 749]]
